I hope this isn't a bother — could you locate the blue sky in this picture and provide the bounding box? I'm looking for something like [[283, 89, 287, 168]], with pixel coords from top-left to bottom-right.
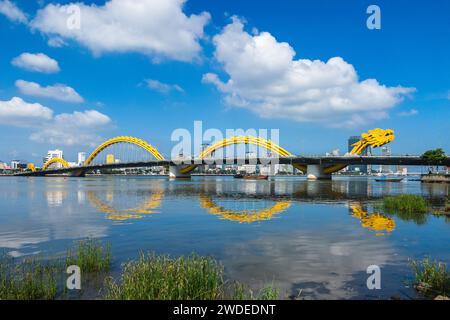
[[0, 0, 449, 163]]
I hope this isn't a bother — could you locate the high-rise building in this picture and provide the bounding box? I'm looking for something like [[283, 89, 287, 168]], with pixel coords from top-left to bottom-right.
[[347, 136, 369, 173], [380, 147, 392, 173], [77, 152, 86, 166]]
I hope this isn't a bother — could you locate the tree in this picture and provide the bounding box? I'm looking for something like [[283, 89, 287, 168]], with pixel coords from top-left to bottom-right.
[[421, 148, 446, 173]]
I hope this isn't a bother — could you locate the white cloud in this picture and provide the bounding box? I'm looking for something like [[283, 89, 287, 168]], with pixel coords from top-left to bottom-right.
[[0, 0, 27, 24], [30, 0, 210, 62], [54, 109, 111, 128], [15, 80, 83, 103], [145, 79, 184, 94], [398, 109, 418, 117], [30, 110, 112, 146], [47, 37, 66, 48], [0, 97, 111, 146], [11, 52, 60, 73], [0, 97, 53, 126], [204, 18, 415, 127]]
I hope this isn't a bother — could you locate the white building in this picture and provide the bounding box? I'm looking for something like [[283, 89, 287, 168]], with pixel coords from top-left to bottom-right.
[[11, 160, 20, 169], [77, 152, 86, 166]]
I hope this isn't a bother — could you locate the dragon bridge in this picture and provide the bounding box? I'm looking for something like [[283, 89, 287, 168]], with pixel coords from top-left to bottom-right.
[[34, 128, 394, 179], [319, 128, 395, 175]]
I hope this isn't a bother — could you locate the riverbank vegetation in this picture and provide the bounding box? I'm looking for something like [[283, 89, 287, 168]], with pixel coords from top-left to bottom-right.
[[0, 239, 111, 300], [0, 254, 58, 299], [0, 240, 278, 300], [421, 148, 447, 173], [66, 239, 111, 272], [103, 253, 278, 300], [410, 258, 450, 299], [380, 194, 429, 224], [382, 195, 428, 213]]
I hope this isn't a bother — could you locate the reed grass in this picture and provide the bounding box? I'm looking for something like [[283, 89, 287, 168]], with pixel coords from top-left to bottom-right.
[[103, 253, 279, 300], [383, 195, 428, 213], [410, 258, 450, 298], [381, 195, 429, 224], [66, 239, 111, 272], [0, 239, 110, 300], [1, 242, 279, 300], [257, 285, 280, 300], [0, 254, 58, 300]]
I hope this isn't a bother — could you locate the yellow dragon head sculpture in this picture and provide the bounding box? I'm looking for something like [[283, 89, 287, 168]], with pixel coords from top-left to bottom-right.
[[350, 128, 395, 155]]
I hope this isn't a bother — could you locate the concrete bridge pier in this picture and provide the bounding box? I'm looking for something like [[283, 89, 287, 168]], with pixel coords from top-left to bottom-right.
[[306, 164, 332, 180], [69, 169, 86, 177], [169, 165, 191, 179]]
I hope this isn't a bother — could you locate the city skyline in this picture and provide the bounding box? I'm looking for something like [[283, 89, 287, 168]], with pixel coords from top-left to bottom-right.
[[0, 0, 449, 164]]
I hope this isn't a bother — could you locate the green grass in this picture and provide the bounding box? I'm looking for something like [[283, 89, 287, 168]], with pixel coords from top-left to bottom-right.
[[103, 253, 279, 300], [0, 239, 110, 300], [383, 195, 428, 213], [226, 282, 279, 300], [66, 239, 111, 272], [410, 258, 450, 298], [381, 195, 429, 224], [1, 242, 279, 300], [256, 285, 280, 300], [0, 254, 58, 300]]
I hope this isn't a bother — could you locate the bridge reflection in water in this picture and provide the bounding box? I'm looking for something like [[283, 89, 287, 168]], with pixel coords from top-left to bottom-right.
[[199, 194, 291, 223], [85, 191, 396, 234], [87, 190, 163, 221], [350, 203, 395, 236], [65, 177, 448, 232], [77, 178, 444, 236]]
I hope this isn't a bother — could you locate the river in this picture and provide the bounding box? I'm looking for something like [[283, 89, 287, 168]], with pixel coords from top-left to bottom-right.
[[0, 175, 448, 299]]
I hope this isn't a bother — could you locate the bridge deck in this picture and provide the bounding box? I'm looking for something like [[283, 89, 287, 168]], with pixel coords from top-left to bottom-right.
[[14, 156, 450, 177]]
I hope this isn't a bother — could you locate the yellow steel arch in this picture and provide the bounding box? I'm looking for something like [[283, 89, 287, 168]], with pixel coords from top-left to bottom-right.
[[84, 136, 165, 166], [199, 194, 291, 223], [42, 157, 70, 171], [180, 136, 307, 174]]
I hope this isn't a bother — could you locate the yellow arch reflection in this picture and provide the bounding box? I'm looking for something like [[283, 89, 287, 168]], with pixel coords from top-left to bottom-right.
[[199, 194, 291, 223], [350, 203, 395, 236], [87, 191, 163, 221]]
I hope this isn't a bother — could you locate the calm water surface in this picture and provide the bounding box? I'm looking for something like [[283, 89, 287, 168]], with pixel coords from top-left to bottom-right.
[[0, 176, 449, 299]]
